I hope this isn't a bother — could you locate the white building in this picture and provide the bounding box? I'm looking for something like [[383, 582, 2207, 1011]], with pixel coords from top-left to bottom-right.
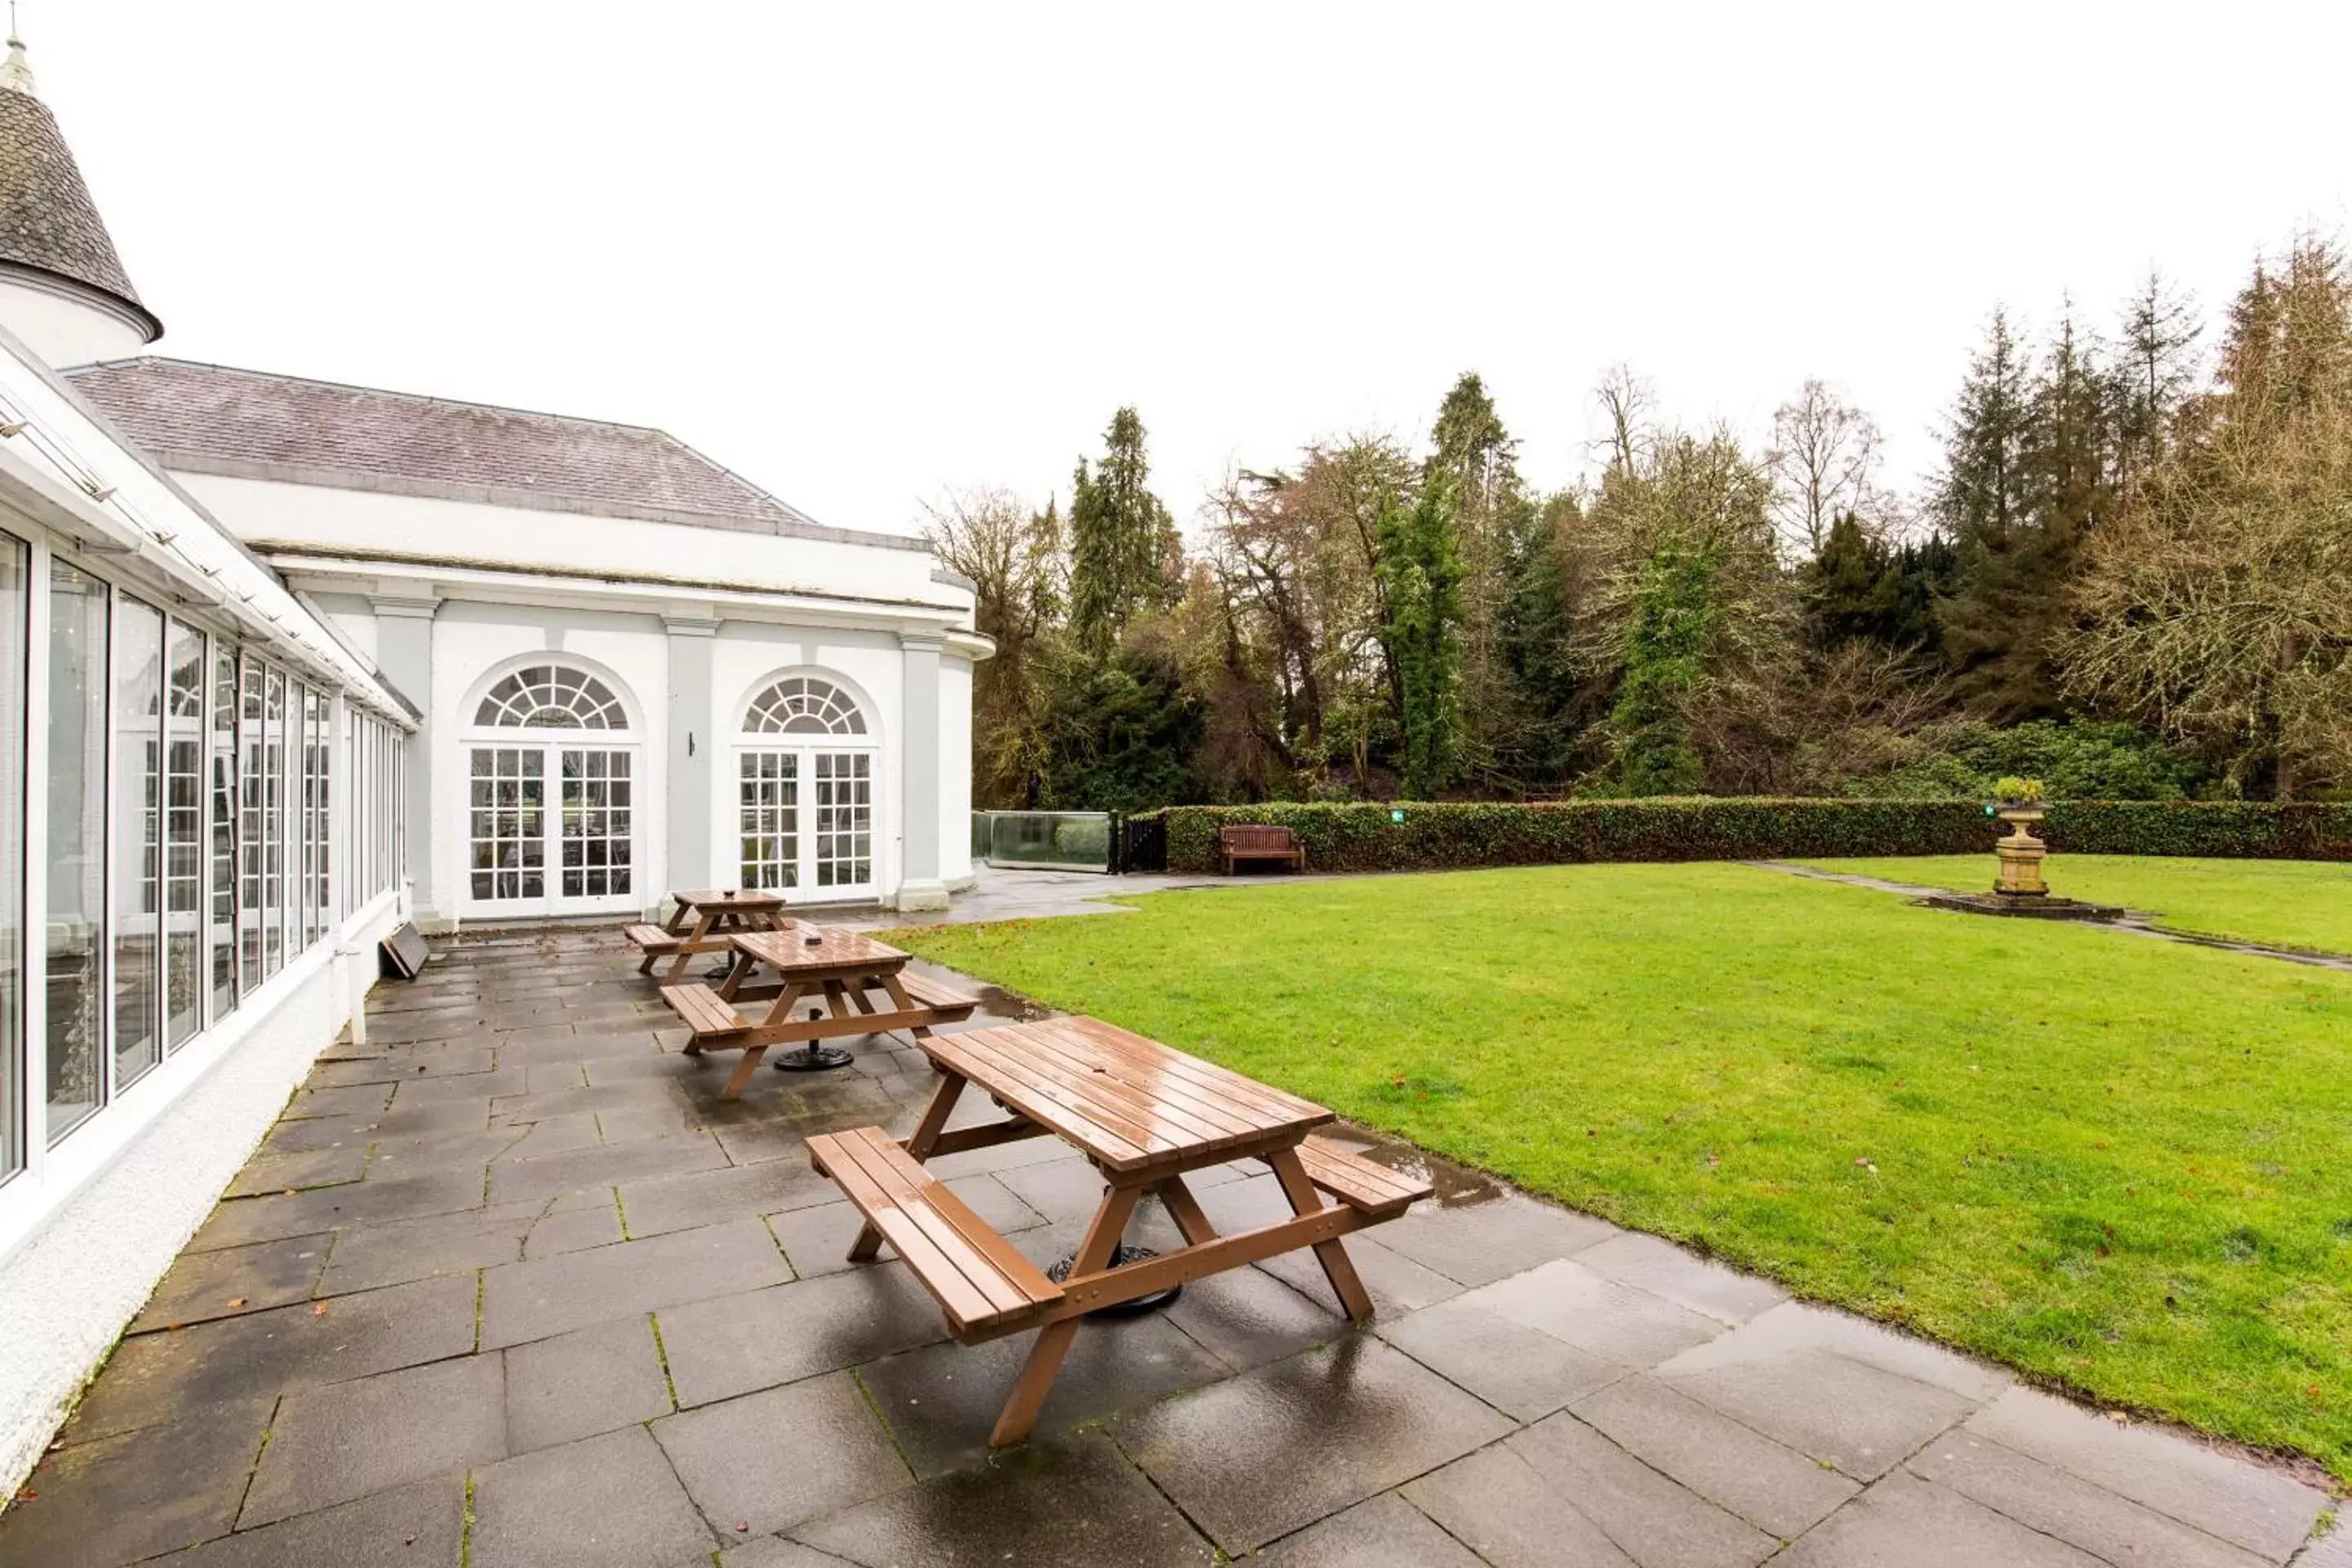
[[0, 35, 982, 1490]]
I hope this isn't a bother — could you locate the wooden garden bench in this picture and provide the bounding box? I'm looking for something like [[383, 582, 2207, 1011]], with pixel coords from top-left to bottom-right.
[[1219, 823, 1307, 874]]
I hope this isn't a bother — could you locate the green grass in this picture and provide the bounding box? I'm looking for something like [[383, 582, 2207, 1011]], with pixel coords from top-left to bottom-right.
[[890, 863, 2352, 1481], [1798, 854, 2352, 956]]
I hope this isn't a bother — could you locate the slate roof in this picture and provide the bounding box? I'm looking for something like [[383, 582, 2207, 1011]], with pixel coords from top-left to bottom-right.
[[63, 356, 842, 535], [0, 57, 158, 337]]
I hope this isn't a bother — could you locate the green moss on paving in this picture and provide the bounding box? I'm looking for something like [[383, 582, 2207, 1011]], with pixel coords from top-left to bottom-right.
[[1801, 854, 2352, 956], [888, 862, 2352, 1482]]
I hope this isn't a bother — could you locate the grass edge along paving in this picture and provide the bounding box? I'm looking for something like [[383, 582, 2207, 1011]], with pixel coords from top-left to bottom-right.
[[1798, 854, 2352, 960], [889, 862, 2352, 1485]]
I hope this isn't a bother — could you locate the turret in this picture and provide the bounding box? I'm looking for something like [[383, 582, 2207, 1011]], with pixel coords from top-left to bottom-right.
[[0, 33, 159, 365]]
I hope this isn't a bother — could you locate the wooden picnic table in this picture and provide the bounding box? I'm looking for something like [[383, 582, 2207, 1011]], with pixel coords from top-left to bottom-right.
[[624, 888, 788, 985], [657, 921, 977, 1095], [806, 1014, 1431, 1446]]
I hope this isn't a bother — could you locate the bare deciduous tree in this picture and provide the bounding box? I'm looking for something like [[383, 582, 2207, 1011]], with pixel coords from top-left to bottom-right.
[[1767, 378, 1883, 559]]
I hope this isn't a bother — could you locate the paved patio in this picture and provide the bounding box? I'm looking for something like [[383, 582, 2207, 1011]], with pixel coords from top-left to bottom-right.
[[0, 918, 2336, 1567]]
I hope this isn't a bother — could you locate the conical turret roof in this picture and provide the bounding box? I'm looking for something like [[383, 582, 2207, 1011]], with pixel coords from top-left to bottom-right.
[[0, 35, 159, 341]]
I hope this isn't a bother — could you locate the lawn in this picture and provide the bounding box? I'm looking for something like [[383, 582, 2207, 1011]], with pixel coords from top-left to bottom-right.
[[1797, 854, 2352, 956], [893, 862, 2352, 1481]]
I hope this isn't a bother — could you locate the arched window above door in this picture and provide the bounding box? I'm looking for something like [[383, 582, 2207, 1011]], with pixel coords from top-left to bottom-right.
[[474, 663, 628, 729], [742, 675, 866, 736]]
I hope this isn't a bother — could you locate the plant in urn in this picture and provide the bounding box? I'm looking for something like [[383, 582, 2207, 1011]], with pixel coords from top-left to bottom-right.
[[1990, 776, 2047, 898]]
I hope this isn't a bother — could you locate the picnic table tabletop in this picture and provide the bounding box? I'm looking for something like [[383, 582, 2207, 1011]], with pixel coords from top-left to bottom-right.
[[727, 922, 909, 982], [663, 887, 787, 929], [921, 1015, 1332, 1174]]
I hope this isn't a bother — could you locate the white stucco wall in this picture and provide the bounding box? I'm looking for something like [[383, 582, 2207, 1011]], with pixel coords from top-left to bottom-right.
[[0, 889, 406, 1495], [0, 275, 149, 369], [940, 656, 974, 881]]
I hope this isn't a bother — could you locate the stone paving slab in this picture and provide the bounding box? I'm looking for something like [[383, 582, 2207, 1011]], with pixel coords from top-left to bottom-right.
[[478, 1214, 792, 1348], [1254, 1490, 1487, 1566], [1963, 1388, 2329, 1562], [1909, 1427, 2274, 1568], [1112, 1336, 1517, 1553], [1775, 1470, 2109, 1567], [1570, 1372, 1860, 1537], [7, 917, 2339, 1568], [240, 1352, 507, 1526], [651, 1372, 911, 1535]]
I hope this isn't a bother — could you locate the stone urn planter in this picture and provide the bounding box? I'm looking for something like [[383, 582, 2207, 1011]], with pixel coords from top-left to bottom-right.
[[1992, 797, 2048, 898], [1921, 780, 2122, 923]]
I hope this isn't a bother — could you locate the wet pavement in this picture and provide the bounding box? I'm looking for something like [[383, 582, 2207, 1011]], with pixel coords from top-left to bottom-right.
[[0, 915, 2336, 1566]]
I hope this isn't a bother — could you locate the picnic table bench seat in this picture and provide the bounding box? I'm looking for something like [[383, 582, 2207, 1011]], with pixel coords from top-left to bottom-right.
[[660, 982, 752, 1036], [808, 1125, 1063, 1339], [891, 970, 980, 1020], [621, 922, 681, 956], [1295, 1134, 1432, 1219]]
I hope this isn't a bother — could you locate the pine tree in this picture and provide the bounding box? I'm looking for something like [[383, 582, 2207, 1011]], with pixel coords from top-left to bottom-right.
[[2112, 270, 2201, 496], [1425, 373, 1534, 779], [1936, 308, 2083, 716], [1067, 408, 1182, 654], [1374, 471, 1467, 798]]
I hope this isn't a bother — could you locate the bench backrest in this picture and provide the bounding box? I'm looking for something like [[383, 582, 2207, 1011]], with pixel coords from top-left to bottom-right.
[[1220, 824, 1298, 852]]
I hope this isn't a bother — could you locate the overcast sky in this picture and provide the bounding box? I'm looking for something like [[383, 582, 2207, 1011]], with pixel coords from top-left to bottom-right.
[[31, 2, 2352, 539]]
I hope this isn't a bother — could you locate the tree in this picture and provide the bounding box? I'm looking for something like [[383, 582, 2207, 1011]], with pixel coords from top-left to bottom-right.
[[1067, 408, 1182, 654], [1374, 470, 1466, 798], [1768, 379, 1882, 558], [921, 487, 1060, 806], [2067, 238, 2352, 798], [1592, 428, 1792, 792], [2111, 270, 2201, 497], [1936, 308, 2073, 716], [1424, 373, 1537, 781]]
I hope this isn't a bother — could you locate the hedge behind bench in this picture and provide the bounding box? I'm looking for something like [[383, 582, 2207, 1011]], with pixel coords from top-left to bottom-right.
[[1147, 799, 2352, 876]]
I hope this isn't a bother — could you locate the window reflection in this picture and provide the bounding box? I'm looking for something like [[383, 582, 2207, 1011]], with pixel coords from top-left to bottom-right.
[[47, 560, 108, 1141]]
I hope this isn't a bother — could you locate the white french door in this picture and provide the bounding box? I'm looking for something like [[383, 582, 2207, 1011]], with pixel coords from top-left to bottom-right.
[[737, 746, 875, 902], [466, 743, 638, 916]]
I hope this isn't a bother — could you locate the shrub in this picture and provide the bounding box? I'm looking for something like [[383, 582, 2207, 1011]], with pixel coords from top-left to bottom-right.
[[1148, 799, 2352, 875]]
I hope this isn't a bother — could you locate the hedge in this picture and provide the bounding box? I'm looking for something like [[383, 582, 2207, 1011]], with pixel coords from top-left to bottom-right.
[[1149, 799, 2352, 876]]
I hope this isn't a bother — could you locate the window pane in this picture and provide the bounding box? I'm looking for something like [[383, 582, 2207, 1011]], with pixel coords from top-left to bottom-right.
[[112, 596, 163, 1088], [238, 661, 264, 991], [264, 667, 284, 975], [165, 621, 205, 1049], [46, 560, 107, 1141], [210, 644, 238, 1017], [0, 536, 25, 1177]]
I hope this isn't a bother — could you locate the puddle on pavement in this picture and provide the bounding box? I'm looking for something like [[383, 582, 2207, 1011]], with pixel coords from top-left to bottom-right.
[[1326, 1121, 1503, 1207]]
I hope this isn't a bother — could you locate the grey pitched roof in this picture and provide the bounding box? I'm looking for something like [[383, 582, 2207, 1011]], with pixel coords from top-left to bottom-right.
[[0, 49, 158, 338], [60, 355, 893, 544]]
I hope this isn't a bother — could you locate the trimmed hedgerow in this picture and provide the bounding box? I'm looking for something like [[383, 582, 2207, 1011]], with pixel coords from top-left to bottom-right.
[[1149, 799, 2352, 875]]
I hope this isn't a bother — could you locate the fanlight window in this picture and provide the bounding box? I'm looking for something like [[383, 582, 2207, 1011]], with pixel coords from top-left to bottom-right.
[[743, 676, 866, 736], [474, 664, 628, 729]]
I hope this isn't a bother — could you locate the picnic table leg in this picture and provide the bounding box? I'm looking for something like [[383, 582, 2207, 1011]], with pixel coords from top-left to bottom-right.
[[1155, 1175, 1218, 1246], [876, 971, 934, 1041], [1265, 1147, 1375, 1322], [709, 978, 804, 1091], [664, 911, 718, 985], [989, 1183, 1139, 1447], [849, 1071, 967, 1262]]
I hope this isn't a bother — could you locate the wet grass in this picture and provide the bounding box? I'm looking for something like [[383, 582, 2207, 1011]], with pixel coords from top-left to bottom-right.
[[890, 862, 2352, 1482], [1798, 854, 2352, 957]]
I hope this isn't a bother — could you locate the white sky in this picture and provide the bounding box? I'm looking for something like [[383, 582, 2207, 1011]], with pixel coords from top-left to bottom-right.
[[33, 2, 2352, 540]]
